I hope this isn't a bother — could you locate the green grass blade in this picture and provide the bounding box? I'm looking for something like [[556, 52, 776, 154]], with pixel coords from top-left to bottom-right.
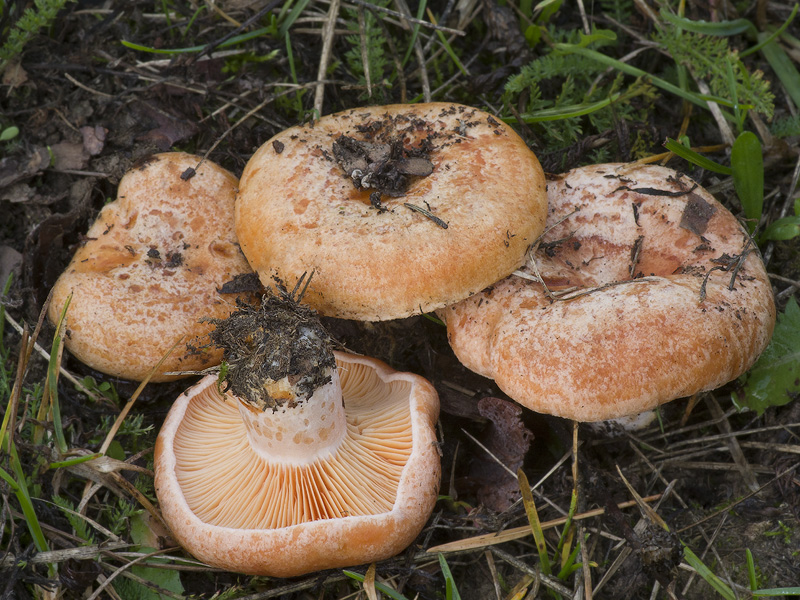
[[752, 588, 800, 597], [402, 0, 428, 67], [683, 546, 736, 600], [181, 5, 206, 42], [48, 294, 71, 454], [510, 94, 622, 123], [731, 131, 764, 232], [518, 468, 552, 576], [278, 0, 312, 39], [438, 553, 462, 600], [284, 31, 304, 117], [428, 9, 468, 77], [758, 33, 800, 110], [0, 273, 13, 359], [342, 569, 412, 600], [49, 453, 103, 469], [663, 138, 733, 175], [555, 43, 735, 119], [122, 27, 274, 55], [742, 5, 798, 58], [659, 10, 754, 36], [746, 549, 758, 590], [5, 444, 51, 564]]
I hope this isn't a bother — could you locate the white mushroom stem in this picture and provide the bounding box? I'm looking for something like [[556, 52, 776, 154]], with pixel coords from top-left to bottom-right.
[[237, 369, 347, 465]]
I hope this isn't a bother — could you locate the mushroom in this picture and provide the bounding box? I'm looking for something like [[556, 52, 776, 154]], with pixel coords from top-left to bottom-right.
[[154, 292, 441, 576], [235, 102, 548, 321], [440, 163, 776, 422], [48, 152, 255, 382]]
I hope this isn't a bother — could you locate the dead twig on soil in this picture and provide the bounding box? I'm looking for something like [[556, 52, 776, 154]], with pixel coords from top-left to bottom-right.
[[314, 0, 342, 115], [427, 494, 662, 553]]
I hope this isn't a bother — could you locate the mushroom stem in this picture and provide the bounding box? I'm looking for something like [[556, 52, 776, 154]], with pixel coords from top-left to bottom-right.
[[236, 368, 347, 464]]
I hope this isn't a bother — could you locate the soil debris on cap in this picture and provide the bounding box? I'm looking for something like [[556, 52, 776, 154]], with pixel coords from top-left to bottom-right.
[[332, 129, 434, 204], [207, 282, 336, 411]]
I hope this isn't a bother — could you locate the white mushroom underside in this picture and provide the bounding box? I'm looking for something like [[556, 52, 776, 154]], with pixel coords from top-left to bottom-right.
[[173, 361, 413, 529]]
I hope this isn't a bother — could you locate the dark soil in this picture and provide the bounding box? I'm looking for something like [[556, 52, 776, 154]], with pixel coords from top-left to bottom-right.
[[1, 1, 799, 599]]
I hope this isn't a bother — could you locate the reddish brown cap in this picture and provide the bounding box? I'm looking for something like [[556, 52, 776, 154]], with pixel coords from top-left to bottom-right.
[[235, 103, 547, 320], [48, 153, 254, 382], [441, 163, 776, 421], [154, 351, 440, 576]]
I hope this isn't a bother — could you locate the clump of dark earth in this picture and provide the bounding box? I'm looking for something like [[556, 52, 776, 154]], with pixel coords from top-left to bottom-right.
[[332, 134, 434, 208], [207, 283, 336, 410]]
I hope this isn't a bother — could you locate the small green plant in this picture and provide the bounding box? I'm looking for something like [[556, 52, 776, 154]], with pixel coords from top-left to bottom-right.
[[78, 375, 120, 405], [764, 521, 794, 545], [503, 28, 656, 165], [738, 296, 800, 415], [0, 125, 19, 141], [653, 25, 774, 129], [0, 0, 76, 72], [52, 494, 95, 544], [343, 1, 391, 101]]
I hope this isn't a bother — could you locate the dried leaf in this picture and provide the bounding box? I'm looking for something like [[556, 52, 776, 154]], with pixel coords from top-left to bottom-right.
[[468, 397, 533, 512], [81, 126, 107, 156], [50, 142, 89, 171], [680, 192, 717, 235], [0, 147, 50, 189], [133, 101, 199, 150]]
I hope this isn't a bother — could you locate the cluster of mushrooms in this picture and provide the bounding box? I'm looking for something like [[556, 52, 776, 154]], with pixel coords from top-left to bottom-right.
[[48, 103, 776, 576]]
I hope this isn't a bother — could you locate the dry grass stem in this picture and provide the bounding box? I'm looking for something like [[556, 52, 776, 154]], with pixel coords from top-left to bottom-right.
[[314, 0, 342, 115], [427, 495, 662, 553]]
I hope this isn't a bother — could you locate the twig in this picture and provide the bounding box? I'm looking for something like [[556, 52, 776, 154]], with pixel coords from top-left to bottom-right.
[[88, 547, 178, 600], [694, 79, 735, 146], [575, 0, 591, 34], [3, 311, 97, 401], [357, 6, 372, 97], [99, 337, 183, 455], [557, 277, 659, 303], [427, 494, 662, 553], [706, 395, 760, 492], [194, 83, 318, 173], [195, 0, 282, 61], [489, 547, 575, 596], [676, 462, 800, 533], [403, 203, 448, 228], [64, 72, 113, 98], [314, 0, 342, 116], [394, 0, 431, 102], [349, 0, 465, 35], [0, 541, 132, 567]]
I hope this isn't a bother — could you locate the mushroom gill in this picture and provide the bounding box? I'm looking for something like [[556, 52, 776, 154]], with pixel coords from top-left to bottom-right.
[[172, 358, 414, 530]]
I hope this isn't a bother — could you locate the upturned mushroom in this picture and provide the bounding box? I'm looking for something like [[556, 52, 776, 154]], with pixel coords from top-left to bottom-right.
[[235, 102, 548, 321], [154, 291, 441, 576], [440, 163, 776, 422], [48, 153, 254, 382]]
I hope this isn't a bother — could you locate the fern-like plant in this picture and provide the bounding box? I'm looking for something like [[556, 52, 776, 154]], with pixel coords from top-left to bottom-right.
[[343, 1, 390, 101], [653, 25, 775, 126], [503, 28, 656, 163], [0, 0, 75, 73]]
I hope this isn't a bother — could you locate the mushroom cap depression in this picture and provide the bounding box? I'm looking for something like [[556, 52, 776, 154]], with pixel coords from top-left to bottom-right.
[[48, 153, 254, 382], [440, 163, 776, 422], [235, 103, 547, 320], [154, 351, 441, 577]]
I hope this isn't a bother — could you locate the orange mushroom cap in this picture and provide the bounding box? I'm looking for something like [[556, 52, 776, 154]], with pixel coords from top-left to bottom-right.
[[441, 163, 776, 422], [235, 102, 547, 321], [154, 352, 440, 576], [48, 153, 254, 382]]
